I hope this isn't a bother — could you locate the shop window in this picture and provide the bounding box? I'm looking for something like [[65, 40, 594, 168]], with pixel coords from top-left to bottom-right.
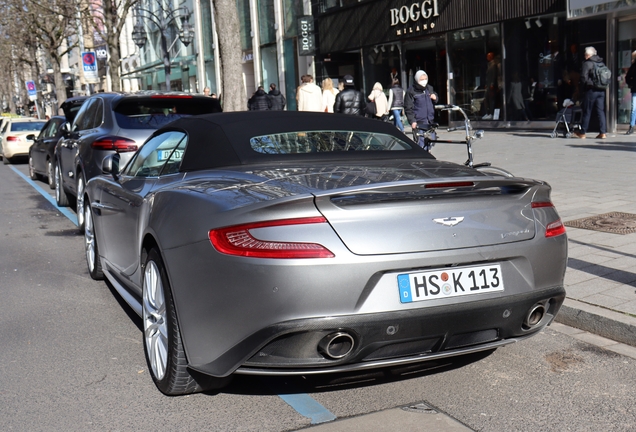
[[503, 15, 605, 122], [448, 25, 501, 121], [237, 0, 252, 51], [617, 19, 636, 125], [283, 0, 303, 36], [261, 44, 279, 89], [258, 0, 276, 45]]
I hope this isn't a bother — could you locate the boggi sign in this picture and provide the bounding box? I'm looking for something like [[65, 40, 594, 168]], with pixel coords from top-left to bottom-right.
[[390, 0, 440, 26]]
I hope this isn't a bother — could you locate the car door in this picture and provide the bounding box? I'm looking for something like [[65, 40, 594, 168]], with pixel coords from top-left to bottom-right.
[[60, 99, 101, 193], [96, 131, 187, 281], [31, 120, 53, 172], [59, 99, 94, 187]]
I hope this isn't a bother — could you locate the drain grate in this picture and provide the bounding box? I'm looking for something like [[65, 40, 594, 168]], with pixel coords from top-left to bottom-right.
[[564, 212, 636, 235]]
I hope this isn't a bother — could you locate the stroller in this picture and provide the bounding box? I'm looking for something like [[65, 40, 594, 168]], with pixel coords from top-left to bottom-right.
[[550, 99, 582, 138]]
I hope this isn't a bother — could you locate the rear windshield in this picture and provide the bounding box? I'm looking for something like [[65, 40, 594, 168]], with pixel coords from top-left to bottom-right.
[[11, 122, 46, 132], [114, 97, 220, 130], [250, 131, 412, 154]]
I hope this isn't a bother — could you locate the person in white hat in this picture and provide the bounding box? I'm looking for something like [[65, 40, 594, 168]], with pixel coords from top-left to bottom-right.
[[404, 70, 438, 150]]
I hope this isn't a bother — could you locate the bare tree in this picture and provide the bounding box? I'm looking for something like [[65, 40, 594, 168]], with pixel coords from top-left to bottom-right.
[[4, 0, 85, 112], [84, 0, 139, 92], [213, 0, 246, 112]]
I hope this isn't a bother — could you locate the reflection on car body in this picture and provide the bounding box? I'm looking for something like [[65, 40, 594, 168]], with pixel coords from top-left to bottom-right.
[[82, 111, 567, 396]]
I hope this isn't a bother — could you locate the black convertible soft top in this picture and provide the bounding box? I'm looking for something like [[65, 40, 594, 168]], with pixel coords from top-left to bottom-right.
[[157, 111, 433, 172]]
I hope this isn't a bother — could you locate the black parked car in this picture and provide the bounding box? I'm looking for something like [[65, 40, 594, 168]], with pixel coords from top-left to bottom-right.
[[55, 92, 222, 232], [28, 97, 87, 188]]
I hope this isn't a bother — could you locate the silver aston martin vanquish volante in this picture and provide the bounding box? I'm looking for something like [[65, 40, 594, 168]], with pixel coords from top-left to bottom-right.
[[83, 111, 567, 395]]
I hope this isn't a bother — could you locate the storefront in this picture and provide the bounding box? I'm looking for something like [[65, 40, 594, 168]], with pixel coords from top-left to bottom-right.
[[315, 0, 633, 131], [568, 0, 636, 130]]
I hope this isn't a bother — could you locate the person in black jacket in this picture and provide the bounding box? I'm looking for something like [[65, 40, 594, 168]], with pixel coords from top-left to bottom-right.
[[248, 86, 272, 111], [626, 50, 636, 135], [268, 83, 286, 111], [574, 46, 607, 139], [333, 75, 366, 115], [404, 70, 438, 150]]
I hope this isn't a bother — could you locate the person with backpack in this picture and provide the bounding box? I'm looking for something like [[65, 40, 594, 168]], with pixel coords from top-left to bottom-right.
[[574, 46, 610, 139]]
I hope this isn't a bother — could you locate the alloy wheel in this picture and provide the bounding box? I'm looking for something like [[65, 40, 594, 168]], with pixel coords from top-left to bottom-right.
[[28, 156, 36, 180], [76, 177, 85, 230], [143, 261, 168, 381], [84, 202, 96, 273]]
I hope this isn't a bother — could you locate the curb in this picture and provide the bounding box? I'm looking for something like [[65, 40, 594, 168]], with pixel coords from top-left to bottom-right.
[[555, 298, 636, 347]]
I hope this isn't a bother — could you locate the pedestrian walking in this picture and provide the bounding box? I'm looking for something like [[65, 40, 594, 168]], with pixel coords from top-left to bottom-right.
[[321, 78, 339, 113], [574, 46, 608, 139], [625, 50, 636, 135], [268, 83, 286, 111], [404, 70, 439, 150], [368, 82, 389, 121], [387, 78, 405, 131], [297, 75, 323, 112], [248, 86, 272, 111], [333, 75, 366, 116]]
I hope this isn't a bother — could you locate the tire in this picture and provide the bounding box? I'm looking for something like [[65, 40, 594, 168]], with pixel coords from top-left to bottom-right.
[[76, 175, 86, 232], [143, 249, 231, 395], [55, 161, 70, 207], [3, 155, 9, 165], [47, 160, 55, 189], [565, 132, 572, 139], [29, 154, 38, 180], [550, 132, 557, 138], [84, 198, 104, 280]]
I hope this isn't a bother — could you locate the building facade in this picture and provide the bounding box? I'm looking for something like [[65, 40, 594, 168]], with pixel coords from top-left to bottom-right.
[[120, 0, 311, 111], [313, 0, 636, 132]]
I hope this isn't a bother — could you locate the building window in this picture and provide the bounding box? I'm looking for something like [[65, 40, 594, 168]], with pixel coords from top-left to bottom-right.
[[448, 25, 502, 121]]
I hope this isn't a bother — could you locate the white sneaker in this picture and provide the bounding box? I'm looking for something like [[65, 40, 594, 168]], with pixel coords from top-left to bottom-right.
[[482, 114, 492, 120]]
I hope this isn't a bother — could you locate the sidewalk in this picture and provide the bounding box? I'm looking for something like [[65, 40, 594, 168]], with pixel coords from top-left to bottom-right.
[[411, 124, 636, 346]]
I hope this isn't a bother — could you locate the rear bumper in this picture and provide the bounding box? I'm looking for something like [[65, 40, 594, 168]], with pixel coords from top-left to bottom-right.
[[188, 285, 565, 377]]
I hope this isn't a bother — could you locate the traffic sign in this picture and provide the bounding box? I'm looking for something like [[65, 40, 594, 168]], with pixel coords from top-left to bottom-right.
[[26, 80, 37, 101], [82, 51, 99, 83]]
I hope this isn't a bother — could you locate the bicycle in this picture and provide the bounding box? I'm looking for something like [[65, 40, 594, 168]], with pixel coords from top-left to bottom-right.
[[412, 104, 514, 177]]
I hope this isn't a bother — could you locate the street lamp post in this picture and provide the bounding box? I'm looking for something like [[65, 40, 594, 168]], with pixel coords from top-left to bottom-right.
[[131, 4, 195, 91]]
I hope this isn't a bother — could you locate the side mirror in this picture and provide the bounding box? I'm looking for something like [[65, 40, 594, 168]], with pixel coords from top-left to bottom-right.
[[61, 122, 70, 138], [101, 154, 121, 177], [26, 134, 35, 141]]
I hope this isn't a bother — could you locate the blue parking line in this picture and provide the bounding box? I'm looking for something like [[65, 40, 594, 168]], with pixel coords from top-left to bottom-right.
[[10, 165, 78, 226], [278, 393, 337, 424]]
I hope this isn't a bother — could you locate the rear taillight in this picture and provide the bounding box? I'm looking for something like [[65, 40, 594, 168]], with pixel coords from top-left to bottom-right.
[[532, 202, 566, 237], [209, 217, 335, 259], [6, 136, 20, 141], [91, 136, 138, 152], [545, 219, 566, 238], [531, 202, 554, 208]]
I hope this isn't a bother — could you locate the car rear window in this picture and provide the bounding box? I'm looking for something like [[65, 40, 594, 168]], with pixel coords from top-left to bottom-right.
[[10, 122, 46, 132], [114, 97, 220, 130], [249, 131, 412, 154]]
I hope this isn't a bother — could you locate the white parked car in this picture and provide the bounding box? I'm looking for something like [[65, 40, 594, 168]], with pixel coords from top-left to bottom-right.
[[1, 118, 46, 164]]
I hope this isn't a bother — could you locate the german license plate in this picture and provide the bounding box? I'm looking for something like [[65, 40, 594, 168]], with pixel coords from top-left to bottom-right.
[[157, 149, 184, 161], [398, 264, 504, 303]]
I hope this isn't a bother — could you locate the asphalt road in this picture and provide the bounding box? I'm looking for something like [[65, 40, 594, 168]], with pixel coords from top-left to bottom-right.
[[1, 158, 636, 432]]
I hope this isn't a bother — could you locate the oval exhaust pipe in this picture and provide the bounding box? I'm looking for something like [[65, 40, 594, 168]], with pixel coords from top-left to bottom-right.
[[318, 332, 355, 360], [524, 303, 546, 329]]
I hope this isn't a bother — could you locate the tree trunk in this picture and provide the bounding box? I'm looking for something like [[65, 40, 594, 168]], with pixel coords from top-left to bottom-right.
[[213, 0, 246, 112], [108, 44, 122, 92], [51, 58, 67, 115]]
